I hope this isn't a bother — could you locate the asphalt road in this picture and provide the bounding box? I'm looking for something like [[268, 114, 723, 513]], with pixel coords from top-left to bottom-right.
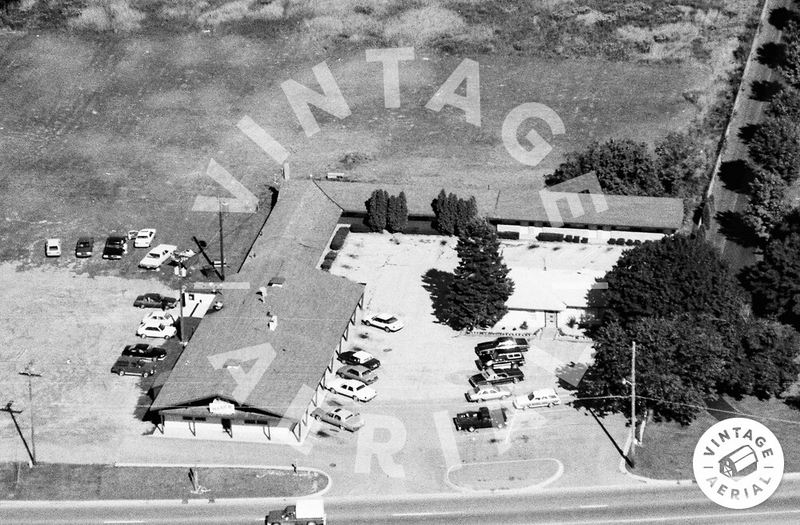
[[2, 482, 800, 524]]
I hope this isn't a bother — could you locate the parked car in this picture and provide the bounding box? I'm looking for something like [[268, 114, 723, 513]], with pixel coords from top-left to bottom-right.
[[74, 237, 94, 258], [111, 356, 157, 377], [141, 310, 175, 325], [102, 236, 128, 259], [453, 406, 507, 432], [469, 367, 524, 387], [362, 312, 404, 332], [139, 244, 177, 269], [337, 350, 381, 370], [45, 238, 61, 257], [311, 407, 365, 432], [465, 384, 512, 402], [121, 343, 167, 362], [136, 320, 177, 339], [133, 228, 156, 248], [474, 337, 529, 354], [336, 365, 378, 384], [476, 351, 525, 370], [327, 377, 377, 402], [513, 388, 562, 410], [133, 293, 178, 309]]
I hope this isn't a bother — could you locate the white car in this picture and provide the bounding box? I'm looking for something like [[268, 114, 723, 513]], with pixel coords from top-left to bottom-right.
[[136, 320, 177, 339], [465, 384, 512, 402], [133, 228, 156, 248], [141, 310, 175, 326], [139, 244, 177, 269], [362, 312, 404, 332], [327, 377, 377, 402], [45, 238, 61, 257], [513, 388, 561, 410]]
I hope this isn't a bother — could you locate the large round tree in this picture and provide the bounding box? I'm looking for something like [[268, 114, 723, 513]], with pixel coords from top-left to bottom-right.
[[442, 220, 514, 330]]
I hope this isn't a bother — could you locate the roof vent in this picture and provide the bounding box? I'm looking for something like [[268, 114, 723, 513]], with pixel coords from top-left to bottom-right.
[[268, 314, 277, 331], [258, 286, 268, 302], [268, 277, 285, 287]]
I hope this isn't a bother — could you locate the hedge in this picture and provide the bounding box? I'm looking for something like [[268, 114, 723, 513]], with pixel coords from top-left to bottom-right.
[[324, 251, 338, 261], [537, 232, 564, 242], [330, 227, 350, 250], [498, 230, 520, 240]]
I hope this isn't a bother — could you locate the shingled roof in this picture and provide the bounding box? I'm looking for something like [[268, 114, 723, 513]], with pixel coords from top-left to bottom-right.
[[314, 180, 684, 230], [151, 180, 364, 421]]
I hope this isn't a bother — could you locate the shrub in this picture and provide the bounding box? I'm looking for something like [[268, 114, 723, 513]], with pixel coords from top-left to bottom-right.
[[324, 251, 337, 261], [608, 238, 617, 245], [626, 239, 636, 246], [581, 237, 589, 243], [320, 259, 333, 271], [366, 189, 389, 232], [498, 230, 520, 240], [565, 235, 574, 242], [330, 227, 350, 250], [615, 238, 627, 246], [537, 232, 564, 242]]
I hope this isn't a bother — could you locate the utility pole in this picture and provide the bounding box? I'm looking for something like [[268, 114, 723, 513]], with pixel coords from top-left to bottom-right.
[[630, 341, 637, 465], [19, 363, 41, 466], [178, 283, 186, 346], [1, 401, 33, 467], [218, 196, 227, 281]]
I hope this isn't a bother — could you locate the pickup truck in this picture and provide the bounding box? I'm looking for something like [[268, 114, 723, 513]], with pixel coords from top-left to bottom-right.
[[453, 406, 508, 432], [102, 236, 128, 260], [266, 499, 326, 525], [111, 356, 157, 377], [474, 337, 529, 355]]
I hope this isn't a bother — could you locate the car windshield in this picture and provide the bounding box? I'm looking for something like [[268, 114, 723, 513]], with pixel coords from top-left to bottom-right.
[[147, 253, 159, 258]]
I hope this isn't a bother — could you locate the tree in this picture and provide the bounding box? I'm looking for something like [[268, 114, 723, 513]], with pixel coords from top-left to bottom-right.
[[595, 235, 746, 335], [720, 319, 800, 400], [432, 189, 456, 235], [442, 220, 514, 330], [575, 316, 730, 425], [740, 169, 790, 243], [739, 232, 800, 328], [654, 132, 707, 196], [747, 115, 800, 183], [386, 192, 408, 233], [778, 21, 800, 86], [767, 86, 800, 120], [454, 195, 479, 236], [547, 138, 663, 196], [366, 189, 389, 232]]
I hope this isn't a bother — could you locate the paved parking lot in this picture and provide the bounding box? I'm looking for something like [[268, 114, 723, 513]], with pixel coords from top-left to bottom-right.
[[321, 233, 635, 493]]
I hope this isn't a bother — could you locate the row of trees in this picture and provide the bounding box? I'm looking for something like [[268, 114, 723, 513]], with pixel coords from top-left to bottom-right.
[[545, 133, 707, 198], [576, 235, 800, 425], [431, 190, 479, 236], [365, 189, 409, 233]]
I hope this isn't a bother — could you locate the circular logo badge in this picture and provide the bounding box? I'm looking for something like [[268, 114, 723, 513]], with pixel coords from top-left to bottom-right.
[[693, 417, 783, 509]]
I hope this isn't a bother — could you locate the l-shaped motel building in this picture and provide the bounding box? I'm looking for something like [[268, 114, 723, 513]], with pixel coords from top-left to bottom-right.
[[150, 179, 684, 444]]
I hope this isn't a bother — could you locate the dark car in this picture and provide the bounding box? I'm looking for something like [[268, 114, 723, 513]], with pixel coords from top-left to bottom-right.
[[474, 337, 529, 356], [75, 236, 94, 258], [121, 343, 167, 362], [453, 406, 507, 432], [102, 236, 128, 260], [133, 293, 178, 309], [476, 350, 525, 370], [469, 367, 524, 387], [111, 356, 157, 377], [337, 350, 381, 370]]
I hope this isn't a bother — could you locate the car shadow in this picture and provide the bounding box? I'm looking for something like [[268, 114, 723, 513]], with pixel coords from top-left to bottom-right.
[[421, 268, 455, 325]]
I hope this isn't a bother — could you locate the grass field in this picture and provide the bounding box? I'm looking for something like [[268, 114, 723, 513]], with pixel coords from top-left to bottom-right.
[[633, 396, 800, 479], [0, 27, 725, 265]]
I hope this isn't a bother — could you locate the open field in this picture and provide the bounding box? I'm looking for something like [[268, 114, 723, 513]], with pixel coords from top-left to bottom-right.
[[0, 11, 745, 264]]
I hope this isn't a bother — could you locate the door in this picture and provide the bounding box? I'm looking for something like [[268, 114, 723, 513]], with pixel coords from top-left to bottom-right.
[[545, 311, 557, 326]]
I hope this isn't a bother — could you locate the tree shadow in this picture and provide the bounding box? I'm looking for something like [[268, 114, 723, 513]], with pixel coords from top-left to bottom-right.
[[737, 123, 761, 144], [718, 159, 756, 192], [421, 268, 454, 325], [756, 42, 787, 68], [750, 79, 784, 102], [769, 7, 800, 30], [716, 210, 760, 247]]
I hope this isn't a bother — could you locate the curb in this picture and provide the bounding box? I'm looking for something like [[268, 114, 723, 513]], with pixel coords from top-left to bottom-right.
[[443, 458, 564, 494]]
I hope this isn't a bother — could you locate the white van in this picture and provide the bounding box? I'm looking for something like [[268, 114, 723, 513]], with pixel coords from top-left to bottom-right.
[[513, 388, 561, 410]]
